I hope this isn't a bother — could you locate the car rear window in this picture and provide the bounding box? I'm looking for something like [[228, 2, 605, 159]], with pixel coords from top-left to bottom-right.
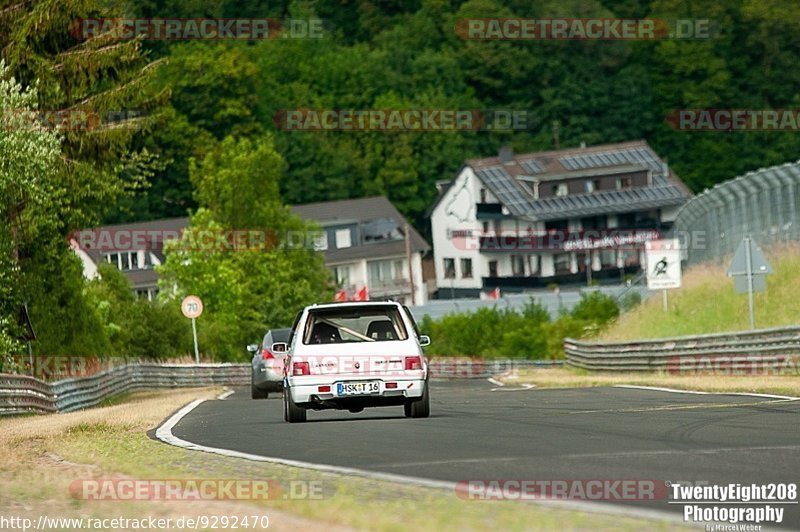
[[302, 306, 409, 344]]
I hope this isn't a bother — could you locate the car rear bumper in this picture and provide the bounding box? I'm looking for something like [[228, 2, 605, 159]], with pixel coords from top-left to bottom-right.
[[252, 365, 283, 391], [287, 375, 426, 409]]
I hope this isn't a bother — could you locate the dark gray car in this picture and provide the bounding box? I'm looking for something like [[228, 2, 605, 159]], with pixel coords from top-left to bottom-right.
[[248, 328, 291, 399]]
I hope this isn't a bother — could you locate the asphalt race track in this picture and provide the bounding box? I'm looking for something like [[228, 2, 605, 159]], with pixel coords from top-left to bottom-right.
[[169, 380, 800, 527]]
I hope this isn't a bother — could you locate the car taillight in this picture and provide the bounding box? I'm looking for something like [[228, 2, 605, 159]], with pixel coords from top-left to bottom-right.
[[405, 356, 422, 371], [293, 361, 310, 376], [261, 349, 274, 360]]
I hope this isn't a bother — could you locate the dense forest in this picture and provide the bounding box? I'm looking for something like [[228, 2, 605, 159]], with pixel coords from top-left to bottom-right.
[[1, 0, 799, 359], [119, 0, 800, 228]]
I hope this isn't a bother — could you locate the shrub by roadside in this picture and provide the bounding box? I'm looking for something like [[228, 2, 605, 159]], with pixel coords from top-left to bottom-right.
[[419, 292, 620, 359]]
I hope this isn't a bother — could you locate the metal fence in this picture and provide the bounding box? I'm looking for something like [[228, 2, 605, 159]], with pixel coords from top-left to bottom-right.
[[410, 285, 650, 321], [672, 160, 800, 265], [0, 358, 560, 415], [0, 363, 249, 415], [564, 325, 800, 371]]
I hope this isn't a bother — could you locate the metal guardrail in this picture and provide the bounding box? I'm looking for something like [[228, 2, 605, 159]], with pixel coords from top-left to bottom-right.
[[0, 363, 250, 416], [564, 325, 800, 371], [0, 358, 561, 415]]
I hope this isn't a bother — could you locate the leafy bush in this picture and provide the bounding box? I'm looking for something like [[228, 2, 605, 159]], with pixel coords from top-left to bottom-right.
[[570, 291, 619, 325], [620, 291, 642, 312], [85, 263, 191, 359], [421, 294, 620, 359]]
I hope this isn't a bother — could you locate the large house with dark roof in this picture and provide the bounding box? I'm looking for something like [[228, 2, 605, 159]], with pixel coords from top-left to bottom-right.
[[291, 196, 430, 305], [70, 217, 189, 301], [70, 196, 430, 305], [429, 140, 692, 297]]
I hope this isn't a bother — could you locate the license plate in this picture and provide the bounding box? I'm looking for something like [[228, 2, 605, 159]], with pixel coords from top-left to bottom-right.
[[336, 381, 380, 396]]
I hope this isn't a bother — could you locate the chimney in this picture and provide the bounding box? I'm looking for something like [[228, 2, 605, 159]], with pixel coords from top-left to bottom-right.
[[499, 146, 513, 164], [580, 141, 586, 149]]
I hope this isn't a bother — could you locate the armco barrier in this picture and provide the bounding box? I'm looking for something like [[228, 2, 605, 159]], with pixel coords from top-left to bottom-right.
[[0, 358, 561, 415], [564, 325, 800, 371]]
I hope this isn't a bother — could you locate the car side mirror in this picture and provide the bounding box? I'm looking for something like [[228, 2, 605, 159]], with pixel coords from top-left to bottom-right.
[[418, 335, 431, 347], [246, 344, 259, 354], [272, 342, 288, 353]]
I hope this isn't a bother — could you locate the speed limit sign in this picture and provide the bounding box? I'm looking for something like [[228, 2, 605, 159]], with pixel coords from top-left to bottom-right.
[[181, 295, 203, 363], [181, 295, 203, 319]]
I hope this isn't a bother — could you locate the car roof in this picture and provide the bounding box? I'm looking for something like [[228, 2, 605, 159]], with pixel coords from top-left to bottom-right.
[[263, 328, 291, 341], [307, 300, 401, 311]]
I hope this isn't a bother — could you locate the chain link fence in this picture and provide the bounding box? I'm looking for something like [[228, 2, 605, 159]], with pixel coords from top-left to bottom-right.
[[672, 160, 800, 266]]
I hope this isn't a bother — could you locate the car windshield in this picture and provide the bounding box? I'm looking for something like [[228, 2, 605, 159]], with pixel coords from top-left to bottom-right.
[[302, 306, 408, 344]]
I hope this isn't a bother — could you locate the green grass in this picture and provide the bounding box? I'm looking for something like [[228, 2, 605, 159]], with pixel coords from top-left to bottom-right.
[[601, 244, 800, 341]]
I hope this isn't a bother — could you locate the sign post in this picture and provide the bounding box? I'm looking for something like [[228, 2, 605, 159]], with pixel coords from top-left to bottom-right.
[[726, 236, 772, 329], [645, 239, 682, 312], [181, 296, 204, 363]]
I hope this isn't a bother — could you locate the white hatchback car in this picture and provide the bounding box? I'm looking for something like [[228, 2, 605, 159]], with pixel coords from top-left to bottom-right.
[[276, 301, 431, 423]]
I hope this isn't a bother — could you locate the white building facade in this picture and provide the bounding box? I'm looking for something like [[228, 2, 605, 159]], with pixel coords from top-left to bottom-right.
[[430, 141, 692, 297]]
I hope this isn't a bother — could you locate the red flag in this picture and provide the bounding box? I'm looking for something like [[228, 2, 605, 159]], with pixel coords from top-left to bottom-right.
[[353, 286, 369, 301], [481, 288, 500, 301], [335, 289, 347, 302]]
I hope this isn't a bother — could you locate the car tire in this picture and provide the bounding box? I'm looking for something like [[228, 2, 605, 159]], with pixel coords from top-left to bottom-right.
[[251, 375, 268, 399], [284, 387, 307, 423], [404, 381, 430, 418]]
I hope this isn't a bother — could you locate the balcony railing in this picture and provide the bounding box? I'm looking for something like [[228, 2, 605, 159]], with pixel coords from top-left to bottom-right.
[[475, 228, 661, 253]]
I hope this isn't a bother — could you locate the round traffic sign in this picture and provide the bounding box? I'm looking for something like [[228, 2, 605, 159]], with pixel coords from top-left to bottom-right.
[[181, 295, 204, 319]]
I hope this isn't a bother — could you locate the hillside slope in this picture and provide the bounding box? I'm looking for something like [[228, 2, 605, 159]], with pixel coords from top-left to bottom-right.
[[600, 244, 800, 340]]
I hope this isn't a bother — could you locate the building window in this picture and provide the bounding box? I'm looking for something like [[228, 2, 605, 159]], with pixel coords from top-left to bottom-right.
[[616, 177, 633, 190], [311, 231, 328, 251], [584, 180, 595, 193], [443, 258, 456, 279], [511, 255, 525, 276], [334, 228, 351, 249], [482, 221, 489, 233], [554, 253, 571, 274], [368, 260, 394, 285], [460, 258, 473, 278], [393, 260, 405, 279], [332, 265, 351, 287], [621, 249, 640, 267], [580, 215, 608, 230], [480, 188, 487, 202], [488, 260, 498, 278], [527, 255, 540, 276], [600, 250, 616, 267], [553, 183, 568, 197]]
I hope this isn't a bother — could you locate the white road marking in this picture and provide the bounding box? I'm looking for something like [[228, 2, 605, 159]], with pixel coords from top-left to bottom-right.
[[154, 396, 684, 526], [561, 444, 800, 460], [487, 377, 504, 386], [613, 384, 800, 401], [491, 383, 536, 392], [378, 457, 523, 468], [217, 389, 234, 400]]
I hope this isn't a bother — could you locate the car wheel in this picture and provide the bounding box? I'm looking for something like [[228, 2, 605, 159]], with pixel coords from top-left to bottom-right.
[[284, 387, 307, 423], [251, 375, 268, 399], [404, 381, 430, 418]]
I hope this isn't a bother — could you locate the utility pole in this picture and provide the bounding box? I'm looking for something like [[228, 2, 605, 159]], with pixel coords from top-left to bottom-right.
[[552, 120, 560, 149], [405, 223, 416, 305]]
